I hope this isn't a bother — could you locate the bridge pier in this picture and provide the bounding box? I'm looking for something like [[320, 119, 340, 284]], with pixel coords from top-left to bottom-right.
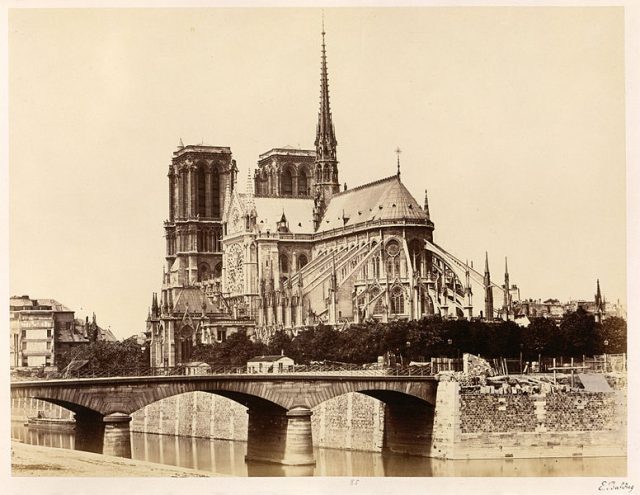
[[102, 413, 132, 458], [245, 406, 315, 466]]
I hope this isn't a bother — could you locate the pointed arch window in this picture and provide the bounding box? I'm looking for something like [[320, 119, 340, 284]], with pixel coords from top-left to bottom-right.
[[280, 254, 289, 273], [297, 254, 308, 271], [298, 169, 308, 196], [198, 262, 210, 282], [282, 167, 293, 196], [196, 163, 206, 217], [391, 286, 405, 315], [211, 165, 220, 218]]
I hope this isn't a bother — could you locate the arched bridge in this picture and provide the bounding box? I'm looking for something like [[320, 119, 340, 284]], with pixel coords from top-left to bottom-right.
[[11, 373, 439, 466]]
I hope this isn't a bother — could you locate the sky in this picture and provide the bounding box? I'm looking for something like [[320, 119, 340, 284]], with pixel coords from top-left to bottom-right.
[[8, 7, 628, 340]]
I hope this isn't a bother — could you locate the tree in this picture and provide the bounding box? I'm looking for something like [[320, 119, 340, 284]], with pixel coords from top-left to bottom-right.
[[192, 331, 268, 366], [56, 337, 147, 373], [521, 317, 558, 359], [559, 308, 598, 357], [599, 316, 627, 354]]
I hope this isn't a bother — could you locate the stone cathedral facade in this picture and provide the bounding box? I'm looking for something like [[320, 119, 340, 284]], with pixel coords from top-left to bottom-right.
[[146, 31, 506, 367]]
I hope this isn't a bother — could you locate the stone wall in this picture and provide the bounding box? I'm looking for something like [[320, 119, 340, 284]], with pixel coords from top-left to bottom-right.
[[130, 391, 385, 452], [312, 392, 384, 452], [11, 397, 73, 421], [130, 392, 248, 441], [444, 387, 627, 459], [12, 391, 386, 452]]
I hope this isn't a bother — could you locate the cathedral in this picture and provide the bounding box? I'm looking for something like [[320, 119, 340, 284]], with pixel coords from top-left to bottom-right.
[[146, 29, 509, 367]]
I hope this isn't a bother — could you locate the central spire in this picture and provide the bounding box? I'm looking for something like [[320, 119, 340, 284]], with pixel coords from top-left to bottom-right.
[[315, 21, 338, 168]]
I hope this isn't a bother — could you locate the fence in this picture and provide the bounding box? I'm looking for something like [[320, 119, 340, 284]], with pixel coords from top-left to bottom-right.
[[10, 353, 626, 383], [538, 353, 626, 373]]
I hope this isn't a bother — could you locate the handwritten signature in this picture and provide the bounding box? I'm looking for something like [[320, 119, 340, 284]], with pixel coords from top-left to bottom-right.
[[599, 481, 634, 493]]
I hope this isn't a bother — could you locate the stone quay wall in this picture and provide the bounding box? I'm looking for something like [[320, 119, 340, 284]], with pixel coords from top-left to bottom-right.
[[430, 380, 627, 460], [129, 391, 385, 453], [12, 392, 385, 453], [11, 397, 74, 421]]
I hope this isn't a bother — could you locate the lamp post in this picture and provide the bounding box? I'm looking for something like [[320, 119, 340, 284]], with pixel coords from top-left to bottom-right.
[[604, 339, 609, 372]]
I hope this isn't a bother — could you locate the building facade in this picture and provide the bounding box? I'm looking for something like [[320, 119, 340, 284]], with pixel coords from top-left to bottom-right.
[[8, 296, 116, 368], [146, 29, 514, 367]]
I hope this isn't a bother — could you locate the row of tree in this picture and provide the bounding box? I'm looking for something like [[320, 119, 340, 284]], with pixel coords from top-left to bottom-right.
[[55, 309, 626, 371], [191, 308, 626, 366]]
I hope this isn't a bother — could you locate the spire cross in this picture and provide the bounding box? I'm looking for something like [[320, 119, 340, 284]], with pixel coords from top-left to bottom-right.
[[395, 147, 402, 176]]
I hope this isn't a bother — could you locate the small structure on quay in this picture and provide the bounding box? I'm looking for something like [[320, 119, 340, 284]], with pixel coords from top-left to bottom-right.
[[247, 355, 295, 374]]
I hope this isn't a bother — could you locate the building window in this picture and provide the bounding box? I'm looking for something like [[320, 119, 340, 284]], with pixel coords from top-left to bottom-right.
[[298, 169, 308, 196], [282, 167, 293, 196], [198, 262, 211, 282], [391, 287, 405, 314], [216, 329, 227, 342], [47, 329, 52, 338], [197, 164, 206, 217], [297, 254, 308, 270], [211, 166, 220, 217], [280, 254, 289, 273]]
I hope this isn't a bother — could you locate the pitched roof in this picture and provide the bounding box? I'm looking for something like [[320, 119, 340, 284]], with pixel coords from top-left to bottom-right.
[[247, 355, 292, 362], [253, 197, 315, 234], [36, 299, 73, 312], [172, 287, 218, 314], [317, 175, 427, 232]]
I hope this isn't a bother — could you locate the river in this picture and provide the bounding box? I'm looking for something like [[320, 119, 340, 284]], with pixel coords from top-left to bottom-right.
[[10, 421, 626, 477]]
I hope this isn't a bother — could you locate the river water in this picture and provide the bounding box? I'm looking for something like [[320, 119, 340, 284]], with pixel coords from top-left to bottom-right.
[[11, 421, 626, 477]]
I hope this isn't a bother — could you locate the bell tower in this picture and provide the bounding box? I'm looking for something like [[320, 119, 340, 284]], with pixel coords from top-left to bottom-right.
[[165, 144, 237, 286]]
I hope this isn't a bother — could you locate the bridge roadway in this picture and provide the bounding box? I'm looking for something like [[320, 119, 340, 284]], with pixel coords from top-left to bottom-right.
[[11, 373, 439, 466]]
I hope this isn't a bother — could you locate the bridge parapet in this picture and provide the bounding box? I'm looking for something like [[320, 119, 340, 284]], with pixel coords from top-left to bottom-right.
[[10, 364, 435, 382]]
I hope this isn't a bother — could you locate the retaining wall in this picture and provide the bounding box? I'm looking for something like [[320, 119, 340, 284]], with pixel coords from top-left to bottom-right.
[[430, 380, 626, 459]]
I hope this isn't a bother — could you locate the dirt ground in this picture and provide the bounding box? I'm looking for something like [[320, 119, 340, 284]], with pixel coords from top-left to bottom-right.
[[11, 441, 222, 477]]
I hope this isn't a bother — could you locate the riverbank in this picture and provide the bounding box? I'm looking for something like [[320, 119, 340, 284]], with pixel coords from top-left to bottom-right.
[[11, 441, 222, 477]]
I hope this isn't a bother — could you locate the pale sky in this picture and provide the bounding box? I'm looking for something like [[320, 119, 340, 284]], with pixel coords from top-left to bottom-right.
[[8, 7, 627, 339]]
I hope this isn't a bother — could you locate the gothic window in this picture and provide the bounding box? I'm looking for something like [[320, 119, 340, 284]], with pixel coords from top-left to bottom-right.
[[213, 228, 222, 252], [197, 163, 206, 217], [214, 262, 222, 278], [387, 259, 394, 276], [211, 165, 220, 218], [298, 168, 308, 196], [198, 262, 210, 282], [178, 325, 194, 363], [385, 239, 400, 257], [372, 289, 385, 315], [280, 253, 289, 273], [297, 254, 308, 270], [323, 166, 330, 182], [181, 171, 188, 217], [372, 255, 380, 278], [282, 167, 293, 196], [391, 286, 405, 314]]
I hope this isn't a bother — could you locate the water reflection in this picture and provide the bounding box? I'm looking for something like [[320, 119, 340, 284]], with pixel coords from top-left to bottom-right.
[[11, 422, 626, 477]]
